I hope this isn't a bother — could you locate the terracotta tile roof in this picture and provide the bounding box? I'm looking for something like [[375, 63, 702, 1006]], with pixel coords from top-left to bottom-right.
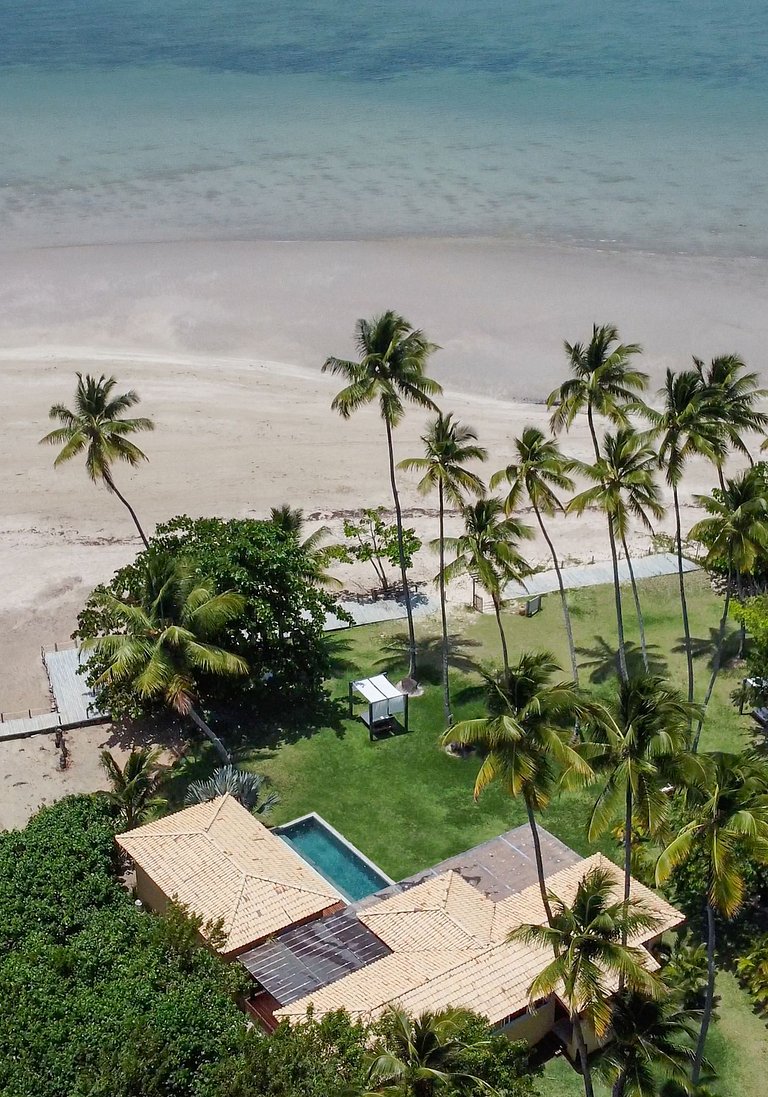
[[275, 852, 683, 1024], [117, 795, 342, 953]]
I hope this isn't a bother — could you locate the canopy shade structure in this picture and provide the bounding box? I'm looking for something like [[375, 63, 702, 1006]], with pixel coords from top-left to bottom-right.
[[349, 674, 409, 739]]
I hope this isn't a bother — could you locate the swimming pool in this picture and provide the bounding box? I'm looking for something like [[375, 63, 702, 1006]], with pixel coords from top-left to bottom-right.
[[275, 813, 393, 902]]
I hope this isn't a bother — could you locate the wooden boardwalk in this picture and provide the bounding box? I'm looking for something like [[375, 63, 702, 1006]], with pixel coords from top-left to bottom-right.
[[0, 644, 103, 742], [323, 591, 439, 632], [503, 551, 699, 601]]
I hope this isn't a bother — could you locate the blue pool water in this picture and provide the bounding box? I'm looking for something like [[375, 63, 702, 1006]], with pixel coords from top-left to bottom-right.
[[277, 816, 391, 902], [1, 0, 767, 254]]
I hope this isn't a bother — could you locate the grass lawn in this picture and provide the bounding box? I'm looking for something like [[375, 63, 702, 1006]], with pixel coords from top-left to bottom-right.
[[179, 569, 765, 1093]]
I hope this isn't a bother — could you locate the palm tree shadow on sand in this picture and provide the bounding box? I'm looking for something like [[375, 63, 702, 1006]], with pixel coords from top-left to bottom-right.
[[577, 637, 668, 684]]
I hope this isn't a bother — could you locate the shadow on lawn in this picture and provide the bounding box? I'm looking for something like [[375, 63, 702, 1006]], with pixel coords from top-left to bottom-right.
[[577, 637, 668, 684], [374, 630, 484, 685], [672, 626, 741, 669]]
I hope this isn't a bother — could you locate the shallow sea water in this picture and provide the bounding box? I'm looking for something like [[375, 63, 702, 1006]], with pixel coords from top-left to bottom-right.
[[0, 0, 766, 253]]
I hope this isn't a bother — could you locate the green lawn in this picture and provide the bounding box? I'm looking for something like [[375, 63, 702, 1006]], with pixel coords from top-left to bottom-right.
[[184, 569, 765, 1093]]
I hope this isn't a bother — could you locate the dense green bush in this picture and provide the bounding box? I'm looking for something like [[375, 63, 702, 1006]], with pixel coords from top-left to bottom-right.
[[736, 936, 768, 1016]]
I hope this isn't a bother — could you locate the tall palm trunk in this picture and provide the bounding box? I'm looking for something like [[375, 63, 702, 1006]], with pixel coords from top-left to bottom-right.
[[673, 483, 695, 704], [586, 404, 601, 462], [572, 1013, 596, 1097], [619, 783, 632, 992], [621, 534, 648, 671], [736, 571, 747, 659], [384, 417, 417, 679], [492, 591, 510, 676], [693, 555, 733, 752], [525, 793, 554, 925], [103, 467, 150, 549], [533, 500, 579, 684], [188, 707, 231, 765], [692, 902, 716, 1086], [607, 518, 629, 682], [437, 481, 451, 726]]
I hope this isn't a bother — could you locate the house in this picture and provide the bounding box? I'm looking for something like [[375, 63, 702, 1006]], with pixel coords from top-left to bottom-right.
[[116, 795, 345, 956]]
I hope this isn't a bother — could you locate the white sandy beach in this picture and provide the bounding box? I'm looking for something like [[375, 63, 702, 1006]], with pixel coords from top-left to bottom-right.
[[1, 236, 765, 719]]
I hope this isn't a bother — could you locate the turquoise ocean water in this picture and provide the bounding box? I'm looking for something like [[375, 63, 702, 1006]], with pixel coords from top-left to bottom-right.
[[1, 1, 766, 254]]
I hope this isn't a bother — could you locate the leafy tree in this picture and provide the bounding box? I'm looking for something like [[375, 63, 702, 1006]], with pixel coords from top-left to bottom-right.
[[269, 505, 344, 591], [656, 751, 768, 1086], [323, 311, 443, 679], [443, 652, 597, 924], [100, 746, 167, 830], [735, 935, 768, 1016], [569, 429, 663, 677], [491, 427, 579, 683], [596, 991, 699, 1097], [645, 369, 727, 704], [443, 498, 532, 673], [40, 372, 154, 548], [547, 323, 647, 460], [400, 412, 487, 725], [343, 507, 422, 592], [184, 766, 279, 814], [510, 864, 662, 1097], [81, 554, 247, 763]]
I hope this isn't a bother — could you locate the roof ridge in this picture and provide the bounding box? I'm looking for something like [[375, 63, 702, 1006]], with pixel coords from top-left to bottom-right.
[[205, 793, 232, 831]]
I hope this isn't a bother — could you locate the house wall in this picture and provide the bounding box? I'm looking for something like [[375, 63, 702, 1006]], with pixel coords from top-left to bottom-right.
[[498, 998, 556, 1046], [134, 866, 171, 914]]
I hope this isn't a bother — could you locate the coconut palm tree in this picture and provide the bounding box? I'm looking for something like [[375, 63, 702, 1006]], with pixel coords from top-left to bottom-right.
[[269, 504, 343, 590], [547, 324, 647, 460], [399, 413, 487, 725], [360, 1006, 491, 1097], [442, 498, 532, 674], [694, 354, 768, 483], [99, 746, 166, 830], [184, 766, 279, 814], [656, 751, 768, 1086], [645, 370, 727, 704], [689, 470, 768, 746], [40, 373, 155, 548], [569, 429, 664, 677], [585, 674, 701, 943], [490, 427, 579, 683], [596, 991, 699, 1097], [323, 312, 442, 679], [83, 556, 247, 764], [442, 652, 599, 923], [510, 864, 662, 1097]]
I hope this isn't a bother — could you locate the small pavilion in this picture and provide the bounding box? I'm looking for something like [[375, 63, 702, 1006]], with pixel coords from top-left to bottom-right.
[[348, 674, 409, 739]]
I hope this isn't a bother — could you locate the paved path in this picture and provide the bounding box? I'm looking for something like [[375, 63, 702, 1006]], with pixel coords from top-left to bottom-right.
[[323, 591, 439, 632], [503, 551, 699, 601], [0, 645, 103, 741]]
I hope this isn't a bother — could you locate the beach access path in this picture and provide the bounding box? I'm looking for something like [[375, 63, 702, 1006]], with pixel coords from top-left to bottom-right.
[[0, 644, 102, 741], [503, 551, 699, 601]]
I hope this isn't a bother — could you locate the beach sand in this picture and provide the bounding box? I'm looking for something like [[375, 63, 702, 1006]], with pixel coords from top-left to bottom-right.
[[1, 235, 764, 715]]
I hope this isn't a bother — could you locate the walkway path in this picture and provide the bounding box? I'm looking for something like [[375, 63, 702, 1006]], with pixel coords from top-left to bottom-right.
[[323, 591, 439, 632], [503, 551, 699, 601], [0, 644, 103, 741]]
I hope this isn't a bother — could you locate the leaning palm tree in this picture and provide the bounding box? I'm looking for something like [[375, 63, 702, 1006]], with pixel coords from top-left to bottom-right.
[[100, 746, 166, 830], [656, 751, 768, 1086], [442, 652, 598, 923], [40, 373, 155, 548], [694, 354, 768, 482], [596, 991, 699, 1097], [645, 369, 727, 703], [547, 324, 647, 460], [442, 498, 532, 673], [185, 765, 279, 814], [511, 864, 662, 1097], [490, 427, 579, 683], [399, 413, 487, 725], [689, 469, 768, 746], [83, 556, 247, 764], [569, 429, 664, 677], [323, 312, 442, 679], [585, 674, 701, 944], [361, 1006, 491, 1097], [269, 504, 343, 590]]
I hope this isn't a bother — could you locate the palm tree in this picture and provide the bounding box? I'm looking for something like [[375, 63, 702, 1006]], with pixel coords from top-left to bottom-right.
[[689, 469, 768, 746], [269, 504, 343, 590], [694, 354, 768, 483], [442, 498, 532, 674], [100, 746, 166, 830], [184, 766, 279, 814], [585, 674, 701, 945], [547, 324, 647, 460], [656, 751, 768, 1086], [83, 556, 248, 764], [510, 864, 661, 1097], [442, 652, 598, 923], [490, 428, 580, 683], [40, 373, 155, 548], [399, 413, 487, 725], [361, 1006, 491, 1097], [645, 369, 727, 703], [323, 312, 442, 678], [569, 429, 664, 677], [596, 991, 699, 1097]]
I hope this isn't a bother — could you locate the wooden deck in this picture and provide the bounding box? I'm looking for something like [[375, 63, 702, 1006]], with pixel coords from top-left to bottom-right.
[[0, 644, 103, 741]]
